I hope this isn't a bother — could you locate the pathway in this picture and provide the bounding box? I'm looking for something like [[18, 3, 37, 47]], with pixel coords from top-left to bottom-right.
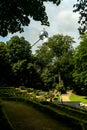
[[61, 91, 71, 101]]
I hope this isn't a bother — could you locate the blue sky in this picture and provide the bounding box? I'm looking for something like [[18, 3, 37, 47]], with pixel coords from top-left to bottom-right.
[[0, 0, 80, 53]]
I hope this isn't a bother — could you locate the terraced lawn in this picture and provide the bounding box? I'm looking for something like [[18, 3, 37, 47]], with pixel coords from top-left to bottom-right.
[[2, 101, 74, 130], [70, 93, 87, 104]]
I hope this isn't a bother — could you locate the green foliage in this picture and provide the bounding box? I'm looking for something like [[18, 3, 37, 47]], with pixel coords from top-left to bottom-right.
[[56, 81, 65, 93], [0, 42, 11, 84], [5, 36, 32, 86], [4, 98, 87, 130], [1, 33, 87, 94], [19, 86, 26, 90], [47, 35, 74, 56], [73, 33, 87, 95], [0, 87, 16, 98], [73, 0, 87, 34], [5, 36, 42, 87], [47, 34, 74, 90], [35, 44, 53, 70], [53, 94, 59, 101], [27, 88, 34, 93], [0, 0, 61, 36], [6, 36, 31, 64], [70, 93, 87, 104], [41, 66, 55, 90], [35, 34, 74, 91], [0, 0, 86, 36]]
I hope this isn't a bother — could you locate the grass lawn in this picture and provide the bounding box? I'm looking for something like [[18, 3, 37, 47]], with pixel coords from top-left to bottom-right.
[[3, 101, 73, 130], [70, 93, 87, 104], [2, 101, 74, 130]]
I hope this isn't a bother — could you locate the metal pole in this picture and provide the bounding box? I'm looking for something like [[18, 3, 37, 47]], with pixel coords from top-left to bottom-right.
[[31, 29, 48, 48], [31, 39, 40, 48]]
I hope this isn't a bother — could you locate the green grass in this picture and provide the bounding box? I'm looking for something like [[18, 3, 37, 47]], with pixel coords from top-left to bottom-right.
[[2, 101, 73, 130], [70, 93, 87, 104], [0, 105, 13, 130]]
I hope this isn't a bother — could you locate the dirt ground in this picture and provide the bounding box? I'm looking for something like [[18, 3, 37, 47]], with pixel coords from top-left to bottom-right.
[[61, 91, 71, 101]]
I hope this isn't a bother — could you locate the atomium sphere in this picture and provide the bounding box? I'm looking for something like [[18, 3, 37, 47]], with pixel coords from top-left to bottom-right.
[[39, 30, 48, 40]]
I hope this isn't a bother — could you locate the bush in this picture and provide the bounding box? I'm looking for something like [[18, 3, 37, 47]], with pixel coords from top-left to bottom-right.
[[7, 97, 87, 130], [27, 88, 34, 93], [19, 86, 26, 90], [0, 87, 16, 98]]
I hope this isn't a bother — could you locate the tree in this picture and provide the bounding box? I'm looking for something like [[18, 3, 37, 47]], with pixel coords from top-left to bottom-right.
[[0, 0, 61, 37], [0, 42, 11, 85], [0, 0, 87, 36], [35, 44, 53, 72], [34, 44, 54, 90], [12, 59, 43, 88], [6, 36, 31, 65], [6, 36, 42, 88], [72, 32, 87, 95], [41, 65, 55, 90], [35, 34, 75, 91], [47, 34, 75, 92], [73, 0, 87, 34], [6, 36, 32, 86]]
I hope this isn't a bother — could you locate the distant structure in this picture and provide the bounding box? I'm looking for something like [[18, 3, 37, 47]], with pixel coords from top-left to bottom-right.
[[31, 28, 48, 47]]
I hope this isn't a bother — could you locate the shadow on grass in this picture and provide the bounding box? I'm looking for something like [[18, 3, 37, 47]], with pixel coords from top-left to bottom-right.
[[0, 105, 13, 130], [2, 100, 74, 130]]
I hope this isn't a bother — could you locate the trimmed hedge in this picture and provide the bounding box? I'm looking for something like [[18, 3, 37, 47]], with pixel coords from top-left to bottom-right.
[[5, 97, 87, 130], [41, 101, 87, 120], [0, 87, 16, 98]]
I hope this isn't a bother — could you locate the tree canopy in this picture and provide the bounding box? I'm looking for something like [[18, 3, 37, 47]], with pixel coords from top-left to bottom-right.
[[1, 33, 87, 95], [35, 34, 74, 91], [0, 0, 87, 37], [0, 0, 61, 37], [73, 32, 87, 95], [73, 0, 87, 34]]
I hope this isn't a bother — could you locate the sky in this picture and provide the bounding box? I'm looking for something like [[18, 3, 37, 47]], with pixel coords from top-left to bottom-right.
[[0, 0, 80, 53]]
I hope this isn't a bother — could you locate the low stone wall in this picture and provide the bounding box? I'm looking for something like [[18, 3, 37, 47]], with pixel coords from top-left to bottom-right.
[[54, 101, 86, 109], [62, 101, 81, 108]]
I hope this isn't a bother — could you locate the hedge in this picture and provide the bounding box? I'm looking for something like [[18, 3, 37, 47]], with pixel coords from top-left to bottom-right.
[[4, 97, 87, 130]]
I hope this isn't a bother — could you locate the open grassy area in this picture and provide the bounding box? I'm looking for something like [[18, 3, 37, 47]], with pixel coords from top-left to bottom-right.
[[70, 93, 87, 104], [2, 101, 74, 130]]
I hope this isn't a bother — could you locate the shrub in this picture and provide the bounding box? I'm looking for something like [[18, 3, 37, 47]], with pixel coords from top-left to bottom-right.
[[27, 88, 34, 93], [19, 86, 26, 90]]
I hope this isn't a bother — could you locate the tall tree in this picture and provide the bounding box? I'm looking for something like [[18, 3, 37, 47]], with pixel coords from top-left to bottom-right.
[[73, 32, 87, 95], [35, 44, 54, 90], [6, 36, 32, 86], [35, 34, 75, 91], [0, 0, 61, 37], [35, 44, 53, 72], [47, 34, 75, 91]]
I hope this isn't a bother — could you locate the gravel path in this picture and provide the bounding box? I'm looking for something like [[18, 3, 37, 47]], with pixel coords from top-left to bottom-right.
[[61, 91, 71, 101]]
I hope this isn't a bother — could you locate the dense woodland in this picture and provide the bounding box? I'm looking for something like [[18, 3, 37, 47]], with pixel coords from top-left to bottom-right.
[[0, 33, 87, 95], [0, 0, 87, 95]]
